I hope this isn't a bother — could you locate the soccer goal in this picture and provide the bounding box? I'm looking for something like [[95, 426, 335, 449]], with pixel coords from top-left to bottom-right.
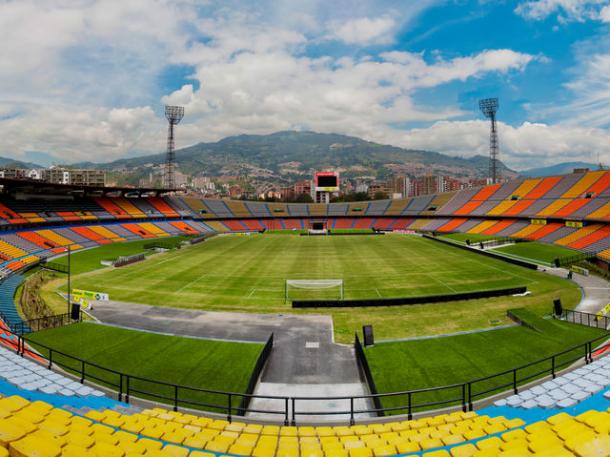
[[285, 279, 344, 303]]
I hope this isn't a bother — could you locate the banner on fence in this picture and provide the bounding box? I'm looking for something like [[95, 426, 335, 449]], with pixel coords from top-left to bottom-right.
[[72, 289, 109, 302], [596, 303, 610, 321], [570, 265, 589, 276]]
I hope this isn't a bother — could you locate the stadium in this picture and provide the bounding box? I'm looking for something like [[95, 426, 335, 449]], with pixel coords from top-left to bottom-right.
[[0, 168, 609, 457]]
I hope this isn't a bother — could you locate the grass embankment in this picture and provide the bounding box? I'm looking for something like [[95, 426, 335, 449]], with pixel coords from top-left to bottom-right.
[[492, 242, 580, 266], [366, 309, 607, 414], [27, 323, 263, 412]]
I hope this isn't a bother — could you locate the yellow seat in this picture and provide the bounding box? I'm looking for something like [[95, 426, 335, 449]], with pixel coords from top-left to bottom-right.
[[476, 436, 503, 451], [10, 435, 62, 457], [161, 444, 190, 457], [90, 442, 125, 457], [229, 443, 254, 455], [60, 443, 95, 457], [449, 443, 477, 457], [137, 438, 164, 452], [349, 448, 373, 457], [64, 431, 95, 449], [423, 450, 450, 457], [205, 440, 229, 453], [325, 448, 348, 457], [0, 419, 26, 446], [420, 437, 444, 450], [120, 441, 149, 455], [372, 445, 396, 456]]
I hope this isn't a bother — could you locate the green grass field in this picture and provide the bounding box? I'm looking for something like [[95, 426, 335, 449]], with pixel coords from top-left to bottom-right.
[[439, 233, 505, 244], [27, 323, 263, 411], [492, 242, 580, 266], [43, 234, 580, 342], [50, 236, 190, 275], [366, 310, 607, 414]]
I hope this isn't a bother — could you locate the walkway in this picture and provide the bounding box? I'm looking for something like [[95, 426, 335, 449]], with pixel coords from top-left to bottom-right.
[[542, 266, 610, 316], [88, 300, 373, 421]]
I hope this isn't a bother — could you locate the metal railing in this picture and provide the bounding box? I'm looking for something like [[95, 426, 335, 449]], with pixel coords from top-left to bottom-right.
[[5, 321, 608, 424], [562, 309, 610, 330], [238, 333, 274, 414]]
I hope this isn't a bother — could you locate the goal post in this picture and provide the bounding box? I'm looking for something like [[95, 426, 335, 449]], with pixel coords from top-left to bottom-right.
[[285, 279, 344, 303]]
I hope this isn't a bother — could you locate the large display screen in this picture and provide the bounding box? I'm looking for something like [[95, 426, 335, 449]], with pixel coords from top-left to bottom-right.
[[317, 175, 338, 187]]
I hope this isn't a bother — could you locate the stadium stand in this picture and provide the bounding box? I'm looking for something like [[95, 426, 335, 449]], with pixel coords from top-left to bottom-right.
[[3, 169, 610, 275], [225, 201, 253, 218], [309, 204, 328, 217], [70, 226, 112, 245], [0, 328, 606, 457], [437, 189, 479, 215], [403, 195, 436, 216], [94, 197, 131, 219], [524, 223, 563, 241], [454, 184, 501, 216], [435, 218, 466, 233], [288, 204, 309, 217], [89, 225, 126, 242], [244, 202, 272, 218], [328, 203, 349, 217], [148, 197, 180, 218], [556, 225, 604, 247], [0, 275, 27, 330], [365, 201, 390, 217], [205, 200, 235, 219], [385, 199, 410, 216]]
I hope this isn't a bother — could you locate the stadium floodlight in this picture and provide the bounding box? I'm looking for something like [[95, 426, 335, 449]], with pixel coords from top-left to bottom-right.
[[164, 105, 185, 190], [479, 98, 500, 184]]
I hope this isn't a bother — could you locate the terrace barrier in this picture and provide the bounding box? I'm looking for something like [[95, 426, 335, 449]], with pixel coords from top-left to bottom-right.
[[423, 234, 538, 270], [238, 333, 274, 415], [562, 309, 610, 331], [292, 287, 527, 308]]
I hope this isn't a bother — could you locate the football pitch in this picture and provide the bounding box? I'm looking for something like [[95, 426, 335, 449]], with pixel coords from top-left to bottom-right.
[[53, 233, 580, 342]]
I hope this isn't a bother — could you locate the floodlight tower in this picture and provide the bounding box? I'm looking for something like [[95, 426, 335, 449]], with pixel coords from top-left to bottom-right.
[[164, 105, 184, 189], [479, 98, 500, 184]]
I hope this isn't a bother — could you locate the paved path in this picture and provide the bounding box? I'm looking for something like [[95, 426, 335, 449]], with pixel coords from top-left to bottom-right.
[[540, 266, 609, 316], [88, 300, 373, 421]]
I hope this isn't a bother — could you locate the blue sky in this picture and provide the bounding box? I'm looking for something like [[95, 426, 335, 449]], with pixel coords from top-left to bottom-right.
[[1, 0, 610, 170]]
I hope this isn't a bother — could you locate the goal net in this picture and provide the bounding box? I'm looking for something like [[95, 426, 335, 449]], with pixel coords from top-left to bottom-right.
[[285, 279, 344, 302]]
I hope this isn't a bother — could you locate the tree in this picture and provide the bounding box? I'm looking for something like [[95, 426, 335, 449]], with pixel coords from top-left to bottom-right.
[[294, 193, 314, 203], [373, 191, 388, 200]]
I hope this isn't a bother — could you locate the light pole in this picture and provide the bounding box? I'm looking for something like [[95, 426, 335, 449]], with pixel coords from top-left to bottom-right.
[[67, 245, 71, 316], [479, 98, 500, 184], [164, 105, 185, 189]]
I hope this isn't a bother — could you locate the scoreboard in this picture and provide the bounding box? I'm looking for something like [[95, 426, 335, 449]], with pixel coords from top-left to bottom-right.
[[314, 171, 340, 192]]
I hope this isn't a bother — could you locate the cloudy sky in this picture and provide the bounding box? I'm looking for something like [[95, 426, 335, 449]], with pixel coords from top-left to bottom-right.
[[1, 0, 610, 170]]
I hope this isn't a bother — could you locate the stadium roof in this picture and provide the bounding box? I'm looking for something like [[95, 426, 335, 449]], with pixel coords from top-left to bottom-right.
[[0, 177, 180, 197]]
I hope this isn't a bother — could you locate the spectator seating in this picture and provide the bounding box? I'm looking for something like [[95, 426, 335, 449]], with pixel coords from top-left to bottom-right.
[[0, 276, 27, 330], [0, 348, 607, 457], [385, 199, 410, 216], [148, 197, 180, 218], [494, 355, 610, 410], [224, 201, 253, 218], [556, 225, 604, 247], [328, 203, 349, 217]]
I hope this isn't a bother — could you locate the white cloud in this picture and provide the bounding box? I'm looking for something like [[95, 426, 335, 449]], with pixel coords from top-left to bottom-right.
[[515, 0, 610, 22], [330, 16, 396, 45], [397, 120, 610, 169], [0, 0, 538, 165]]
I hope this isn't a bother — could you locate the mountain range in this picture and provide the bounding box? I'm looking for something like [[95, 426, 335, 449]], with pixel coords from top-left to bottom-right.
[[1, 131, 599, 183], [73, 131, 518, 184]]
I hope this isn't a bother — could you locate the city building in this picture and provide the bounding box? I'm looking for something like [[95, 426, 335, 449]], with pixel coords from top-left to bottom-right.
[[0, 168, 27, 180], [37, 167, 106, 186]]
